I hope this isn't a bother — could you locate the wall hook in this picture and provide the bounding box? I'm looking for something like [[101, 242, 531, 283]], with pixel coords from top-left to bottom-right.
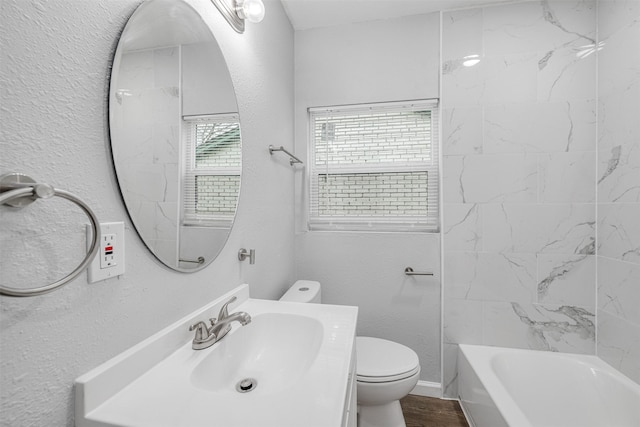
[[238, 248, 255, 264]]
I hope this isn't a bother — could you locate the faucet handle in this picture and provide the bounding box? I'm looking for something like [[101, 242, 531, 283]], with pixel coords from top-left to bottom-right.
[[189, 321, 210, 341], [218, 296, 237, 320]]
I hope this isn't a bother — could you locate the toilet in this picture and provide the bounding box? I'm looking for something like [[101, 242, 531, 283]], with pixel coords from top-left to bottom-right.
[[280, 280, 420, 427]]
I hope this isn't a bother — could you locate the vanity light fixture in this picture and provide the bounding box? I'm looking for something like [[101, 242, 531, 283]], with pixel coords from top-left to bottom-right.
[[211, 0, 265, 33]]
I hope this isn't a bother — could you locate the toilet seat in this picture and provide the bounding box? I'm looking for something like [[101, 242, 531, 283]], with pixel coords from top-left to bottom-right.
[[357, 365, 420, 383], [356, 337, 420, 383]]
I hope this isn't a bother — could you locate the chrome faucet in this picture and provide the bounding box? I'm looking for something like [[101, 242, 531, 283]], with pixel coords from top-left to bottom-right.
[[188, 296, 251, 350]]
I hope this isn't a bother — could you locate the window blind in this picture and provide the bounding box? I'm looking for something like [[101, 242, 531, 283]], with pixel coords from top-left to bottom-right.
[[182, 114, 241, 227], [308, 100, 439, 232]]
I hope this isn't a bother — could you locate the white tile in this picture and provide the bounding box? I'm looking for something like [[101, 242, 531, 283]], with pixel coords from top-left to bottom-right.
[[598, 16, 640, 99], [442, 8, 483, 62], [163, 163, 180, 202], [153, 47, 179, 88], [444, 251, 536, 303], [598, 0, 640, 49], [483, 1, 549, 55], [442, 343, 459, 399], [151, 86, 180, 124], [154, 202, 179, 241], [134, 201, 161, 241], [113, 124, 154, 165], [598, 4, 640, 150], [539, 151, 596, 202], [535, 204, 595, 255], [536, 204, 596, 255], [598, 143, 640, 203], [119, 50, 154, 90], [482, 203, 595, 254], [118, 163, 168, 203], [539, 0, 596, 42], [597, 309, 640, 385], [441, 58, 485, 108], [598, 92, 640, 153], [483, 301, 595, 354], [454, 154, 538, 203], [537, 254, 595, 307], [537, 44, 596, 102], [443, 203, 482, 252], [482, 301, 534, 349], [442, 107, 483, 155], [484, 100, 596, 153], [566, 99, 598, 152], [443, 298, 484, 345], [151, 124, 179, 165], [598, 203, 640, 263], [598, 257, 640, 325], [122, 89, 154, 127], [442, 155, 466, 203], [483, 53, 538, 105], [482, 1, 596, 56]]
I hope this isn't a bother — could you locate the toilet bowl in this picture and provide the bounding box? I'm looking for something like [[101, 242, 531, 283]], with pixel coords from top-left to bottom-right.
[[280, 280, 420, 427]]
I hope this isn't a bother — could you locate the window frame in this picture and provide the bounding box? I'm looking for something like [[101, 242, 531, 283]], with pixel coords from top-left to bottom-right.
[[307, 99, 440, 233]]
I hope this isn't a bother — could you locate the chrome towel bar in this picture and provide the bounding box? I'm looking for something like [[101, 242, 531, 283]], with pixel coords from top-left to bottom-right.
[[268, 145, 303, 166], [404, 267, 434, 276], [0, 172, 101, 297], [179, 257, 205, 264]]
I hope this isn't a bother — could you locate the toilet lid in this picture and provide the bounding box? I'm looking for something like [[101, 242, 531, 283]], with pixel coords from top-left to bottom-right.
[[356, 337, 420, 382]]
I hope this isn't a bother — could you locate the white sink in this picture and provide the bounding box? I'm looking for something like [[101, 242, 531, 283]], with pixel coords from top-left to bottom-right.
[[191, 313, 324, 394], [75, 285, 358, 427]]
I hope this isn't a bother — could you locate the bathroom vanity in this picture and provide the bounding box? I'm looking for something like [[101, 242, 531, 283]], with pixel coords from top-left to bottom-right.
[[75, 285, 358, 427]]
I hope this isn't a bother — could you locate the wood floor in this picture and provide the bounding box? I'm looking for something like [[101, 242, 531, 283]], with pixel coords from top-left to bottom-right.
[[400, 395, 469, 427]]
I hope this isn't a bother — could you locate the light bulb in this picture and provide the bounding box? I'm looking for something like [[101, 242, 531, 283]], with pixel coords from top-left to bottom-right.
[[237, 0, 265, 24]]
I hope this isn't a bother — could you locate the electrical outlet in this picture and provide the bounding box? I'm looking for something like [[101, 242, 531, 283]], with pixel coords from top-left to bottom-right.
[[87, 222, 125, 283], [100, 233, 117, 269]]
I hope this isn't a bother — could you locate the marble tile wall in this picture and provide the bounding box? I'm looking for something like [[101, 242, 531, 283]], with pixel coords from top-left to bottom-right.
[[596, 0, 640, 384], [111, 47, 181, 264], [441, 0, 598, 397]]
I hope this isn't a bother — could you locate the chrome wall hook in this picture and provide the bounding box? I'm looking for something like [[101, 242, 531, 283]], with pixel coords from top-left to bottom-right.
[[238, 248, 255, 264]]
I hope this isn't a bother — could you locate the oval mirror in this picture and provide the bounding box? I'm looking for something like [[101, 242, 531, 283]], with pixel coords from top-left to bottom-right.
[[109, 0, 241, 272]]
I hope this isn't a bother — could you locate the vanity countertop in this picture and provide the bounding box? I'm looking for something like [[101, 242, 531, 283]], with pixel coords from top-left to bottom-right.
[[75, 284, 358, 427]]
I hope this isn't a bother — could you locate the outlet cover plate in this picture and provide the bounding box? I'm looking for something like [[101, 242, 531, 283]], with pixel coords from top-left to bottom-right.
[[87, 222, 125, 283]]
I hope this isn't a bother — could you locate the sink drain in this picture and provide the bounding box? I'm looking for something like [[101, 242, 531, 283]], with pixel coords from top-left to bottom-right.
[[236, 378, 258, 393]]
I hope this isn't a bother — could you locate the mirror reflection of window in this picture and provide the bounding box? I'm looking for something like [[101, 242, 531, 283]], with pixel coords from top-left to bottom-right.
[[183, 115, 241, 228]]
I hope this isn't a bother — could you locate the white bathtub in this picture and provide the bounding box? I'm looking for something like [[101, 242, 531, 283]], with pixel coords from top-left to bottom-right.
[[457, 344, 640, 427]]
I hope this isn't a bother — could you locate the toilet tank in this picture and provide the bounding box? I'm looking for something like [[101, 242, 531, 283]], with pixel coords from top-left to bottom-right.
[[280, 280, 321, 304]]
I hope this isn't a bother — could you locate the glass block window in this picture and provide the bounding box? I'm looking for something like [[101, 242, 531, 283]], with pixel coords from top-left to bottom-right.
[[183, 114, 241, 226], [309, 100, 439, 232]]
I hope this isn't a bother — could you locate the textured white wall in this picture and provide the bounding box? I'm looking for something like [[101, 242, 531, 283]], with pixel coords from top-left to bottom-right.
[[0, 0, 294, 425], [293, 13, 442, 383]]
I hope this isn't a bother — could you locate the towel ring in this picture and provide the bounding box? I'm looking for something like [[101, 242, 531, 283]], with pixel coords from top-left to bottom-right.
[[0, 173, 101, 297]]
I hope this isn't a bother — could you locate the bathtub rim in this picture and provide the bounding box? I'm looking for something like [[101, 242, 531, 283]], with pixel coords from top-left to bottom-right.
[[458, 344, 640, 427]]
